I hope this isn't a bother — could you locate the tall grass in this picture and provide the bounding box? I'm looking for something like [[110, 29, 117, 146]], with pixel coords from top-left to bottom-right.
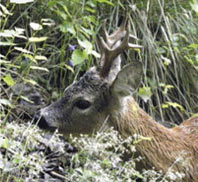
[[0, 0, 197, 181], [103, 0, 198, 123], [130, 0, 198, 123]]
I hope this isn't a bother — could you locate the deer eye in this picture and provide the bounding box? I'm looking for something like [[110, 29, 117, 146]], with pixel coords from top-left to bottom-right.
[[74, 100, 91, 110]]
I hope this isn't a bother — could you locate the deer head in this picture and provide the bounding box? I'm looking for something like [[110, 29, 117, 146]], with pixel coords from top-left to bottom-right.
[[36, 18, 143, 135]]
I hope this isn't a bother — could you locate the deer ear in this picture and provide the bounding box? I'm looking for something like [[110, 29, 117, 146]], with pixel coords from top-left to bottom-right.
[[110, 62, 142, 97]]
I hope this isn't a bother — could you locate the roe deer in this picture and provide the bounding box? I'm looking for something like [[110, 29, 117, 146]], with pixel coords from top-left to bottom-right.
[[36, 18, 198, 181]]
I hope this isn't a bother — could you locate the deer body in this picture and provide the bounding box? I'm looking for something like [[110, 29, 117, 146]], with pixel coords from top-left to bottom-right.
[[37, 18, 198, 181], [112, 97, 198, 181]]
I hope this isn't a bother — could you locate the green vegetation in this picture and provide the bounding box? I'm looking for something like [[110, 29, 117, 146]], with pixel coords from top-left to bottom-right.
[[0, 0, 198, 181], [0, 123, 185, 181]]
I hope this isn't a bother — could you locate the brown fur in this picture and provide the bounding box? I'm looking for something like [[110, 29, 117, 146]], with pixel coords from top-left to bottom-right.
[[111, 97, 198, 181]]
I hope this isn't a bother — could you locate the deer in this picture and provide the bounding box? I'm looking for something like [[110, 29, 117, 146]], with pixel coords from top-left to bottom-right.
[[35, 18, 198, 181]]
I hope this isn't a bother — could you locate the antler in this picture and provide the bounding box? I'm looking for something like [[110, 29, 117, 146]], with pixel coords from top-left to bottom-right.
[[98, 18, 142, 78]]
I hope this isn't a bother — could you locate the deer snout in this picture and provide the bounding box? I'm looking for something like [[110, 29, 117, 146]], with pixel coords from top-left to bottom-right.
[[34, 110, 57, 131], [33, 111, 48, 128]]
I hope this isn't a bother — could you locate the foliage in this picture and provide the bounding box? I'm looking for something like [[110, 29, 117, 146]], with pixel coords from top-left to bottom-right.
[[1, 0, 197, 123], [0, 122, 185, 181], [0, 0, 198, 181]]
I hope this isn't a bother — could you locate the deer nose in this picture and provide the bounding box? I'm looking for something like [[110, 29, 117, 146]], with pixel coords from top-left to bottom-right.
[[33, 111, 49, 129]]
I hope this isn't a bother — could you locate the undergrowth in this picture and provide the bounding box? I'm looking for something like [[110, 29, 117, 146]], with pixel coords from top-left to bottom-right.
[[0, 0, 198, 181], [1, 0, 197, 124], [0, 122, 185, 182]]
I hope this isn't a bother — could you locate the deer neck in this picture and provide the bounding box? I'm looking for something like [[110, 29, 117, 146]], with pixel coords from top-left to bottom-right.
[[110, 97, 193, 175]]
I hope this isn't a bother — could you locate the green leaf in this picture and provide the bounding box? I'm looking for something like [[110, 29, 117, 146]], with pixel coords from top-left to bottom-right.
[[0, 60, 7, 64], [161, 55, 171, 66], [0, 99, 12, 107], [133, 134, 152, 145], [15, 27, 25, 34], [56, 11, 67, 20], [0, 54, 6, 59], [133, 171, 144, 179], [97, 0, 114, 6], [30, 22, 43, 31], [60, 21, 76, 35], [156, 47, 166, 54], [20, 96, 34, 104], [184, 56, 194, 65], [0, 42, 16, 46], [162, 102, 184, 111], [48, 1, 57, 7], [190, 0, 198, 14], [0, 30, 15, 38], [86, 1, 97, 8], [30, 66, 49, 72], [0, 29, 26, 40], [78, 39, 92, 49], [138, 87, 152, 102], [23, 54, 37, 63], [3, 74, 15, 86], [28, 37, 47, 42], [0, 137, 10, 149], [14, 47, 33, 54], [64, 64, 74, 73], [23, 78, 37, 85], [159, 84, 174, 95], [81, 27, 94, 36], [72, 49, 87, 65], [10, 0, 34, 4], [85, 6, 96, 13], [62, 5, 72, 18], [188, 43, 198, 49], [0, 60, 20, 68], [77, 39, 100, 58], [35, 55, 47, 61], [0, 4, 12, 15], [192, 113, 198, 117], [41, 18, 55, 27]]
